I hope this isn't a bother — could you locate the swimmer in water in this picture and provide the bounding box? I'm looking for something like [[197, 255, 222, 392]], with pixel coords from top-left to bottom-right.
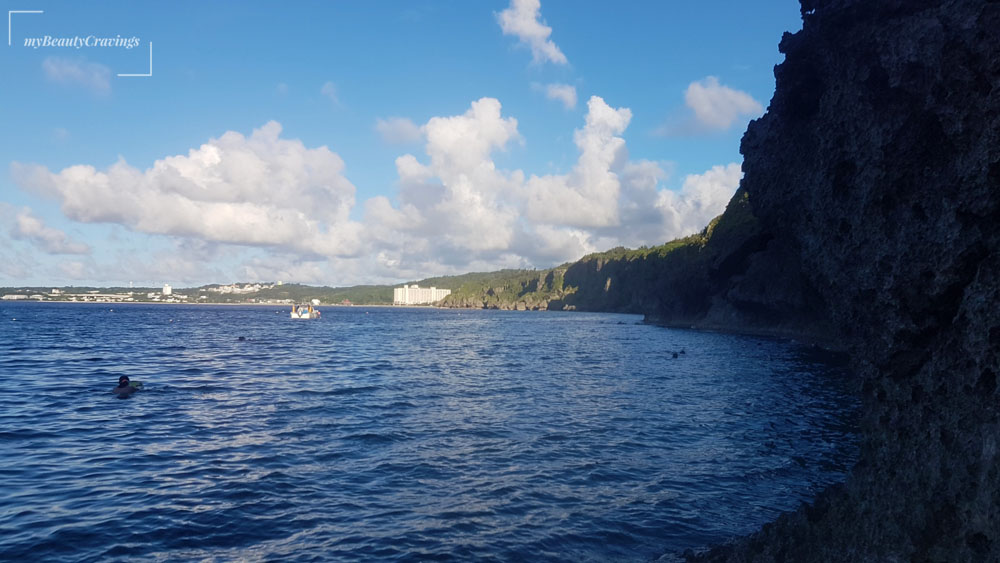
[[113, 375, 139, 398]]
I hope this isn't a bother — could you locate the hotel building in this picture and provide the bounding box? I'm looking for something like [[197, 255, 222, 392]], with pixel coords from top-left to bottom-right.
[[393, 284, 451, 305]]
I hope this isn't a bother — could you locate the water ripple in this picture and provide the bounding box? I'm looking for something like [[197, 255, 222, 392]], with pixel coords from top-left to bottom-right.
[[0, 303, 859, 561]]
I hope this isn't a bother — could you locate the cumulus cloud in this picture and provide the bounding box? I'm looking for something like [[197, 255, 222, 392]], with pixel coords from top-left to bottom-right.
[[375, 117, 423, 144], [12, 121, 363, 258], [11, 101, 743, 285], [496, 0, 567, 65], [683, 76, 763, 130], [538, 82, 577, 109], [522, 96, 631, 228], [654, 163, 743, 238], [42, 57, 112, 96], [366, 96, 740, 273], [385, 98, 523, 254], [239, 255, 332, 285], [9, 208, 90, 254]]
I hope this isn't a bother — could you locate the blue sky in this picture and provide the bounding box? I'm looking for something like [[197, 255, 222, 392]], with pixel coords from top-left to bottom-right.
[[0, 0, 802, 287]]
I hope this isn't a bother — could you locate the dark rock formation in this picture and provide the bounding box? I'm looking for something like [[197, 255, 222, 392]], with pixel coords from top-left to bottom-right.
[[645, 190, 836, 344], [430, 1, 997, 558], [691, 0, 1000, 560], [438, 188, 837, 343]]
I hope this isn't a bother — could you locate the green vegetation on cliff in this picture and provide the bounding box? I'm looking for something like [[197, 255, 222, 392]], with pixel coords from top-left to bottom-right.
[[434, 186, 791, 326], [6, 187, 814, 336], [437, 268, 573, 310]]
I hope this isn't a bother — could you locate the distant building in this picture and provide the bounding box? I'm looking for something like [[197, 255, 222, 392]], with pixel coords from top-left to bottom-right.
[[1, 294, 27, 300], [162, 284, 172, 296], [207, 283, 273, 295], [393, 284, 451, 305]]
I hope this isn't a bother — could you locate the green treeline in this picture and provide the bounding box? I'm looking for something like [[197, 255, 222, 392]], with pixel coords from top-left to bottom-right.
[[435, 187, 764, 315], [6, 188, 785, 323]]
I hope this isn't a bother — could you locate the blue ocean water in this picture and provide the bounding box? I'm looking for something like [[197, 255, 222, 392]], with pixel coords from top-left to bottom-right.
[[0, 303, 858, 562]]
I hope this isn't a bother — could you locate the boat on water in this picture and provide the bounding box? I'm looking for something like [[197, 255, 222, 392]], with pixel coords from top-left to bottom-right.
[[290, 304, 321, 319]]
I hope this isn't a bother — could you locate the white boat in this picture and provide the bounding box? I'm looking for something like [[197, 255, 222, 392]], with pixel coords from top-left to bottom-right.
[[290, 304, 321, 319]]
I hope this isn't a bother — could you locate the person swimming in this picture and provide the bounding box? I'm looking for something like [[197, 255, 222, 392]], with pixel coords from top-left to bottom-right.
[[113, 375, 139, 398]]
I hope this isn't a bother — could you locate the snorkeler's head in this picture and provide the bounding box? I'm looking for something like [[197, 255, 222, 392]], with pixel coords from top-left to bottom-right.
[[119, 375, 130, 387]]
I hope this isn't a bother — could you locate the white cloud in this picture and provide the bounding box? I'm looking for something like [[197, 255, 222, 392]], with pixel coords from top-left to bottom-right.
[[0, 244, 34, 281], [321, 81, 339, 104], [366, 96, 739, 274], [684, 76, 763, 130], [12, 121, 363, 259], [542, 83, 577, 109], [423, 97, 520, 176], [11, 100, 743, 285], [521, 96, 630, 228], [655, 163, 743, 237], [385, 98, 523, 254], [239, 255, 334, 285], [42, 57, 112, 96], [9, 208, 90, 254], [496, 0, 567, 65], [58, 260, 92, 280], [375, 117, 423, 144]]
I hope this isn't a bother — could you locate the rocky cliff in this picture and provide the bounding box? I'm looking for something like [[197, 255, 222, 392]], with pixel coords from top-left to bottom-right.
[[691, 0, 999, 560], [435, 3, 998, 556], [439, 191, 837, 345]]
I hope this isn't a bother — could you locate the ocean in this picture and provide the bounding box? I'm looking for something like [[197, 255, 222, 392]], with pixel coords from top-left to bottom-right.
[[0, 303, 858, 562]]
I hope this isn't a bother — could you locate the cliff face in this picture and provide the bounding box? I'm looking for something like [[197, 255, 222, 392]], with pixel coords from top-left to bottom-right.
[[438, 190, 837, 344], [563, 191, 835, 342], [433, 1, 997, 558], [695, 0, 1000, 560]]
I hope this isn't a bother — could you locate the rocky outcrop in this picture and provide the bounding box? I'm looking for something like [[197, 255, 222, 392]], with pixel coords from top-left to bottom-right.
[[431, 1, 997, 558], [437, 269, 573, 310], [691, 0, 1000, 560], [543, 188, 835, 344], [437, 188, 836, 343], [641, 190, 836, 344]]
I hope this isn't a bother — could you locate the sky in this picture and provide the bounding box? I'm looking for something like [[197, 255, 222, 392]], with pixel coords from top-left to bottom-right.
[[0, 0, 803, 288]]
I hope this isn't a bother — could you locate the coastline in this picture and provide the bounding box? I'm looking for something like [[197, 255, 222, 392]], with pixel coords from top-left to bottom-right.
[[2, 300, 447, 309]]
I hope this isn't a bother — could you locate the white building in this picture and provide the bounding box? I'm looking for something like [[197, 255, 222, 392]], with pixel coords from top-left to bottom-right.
[[162, 284, 172, 296], [393, 284, 451, 305]]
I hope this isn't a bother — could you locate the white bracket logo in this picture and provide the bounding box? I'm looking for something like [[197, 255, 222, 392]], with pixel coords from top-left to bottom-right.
[[118, 42, 152, 77], [8, 9, 152, 78], [8, 9, 43, 46]]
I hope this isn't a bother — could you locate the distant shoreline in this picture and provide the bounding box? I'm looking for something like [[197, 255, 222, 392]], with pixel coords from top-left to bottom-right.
[[0, 301, 486, 311], [1, 300, 407, 308]]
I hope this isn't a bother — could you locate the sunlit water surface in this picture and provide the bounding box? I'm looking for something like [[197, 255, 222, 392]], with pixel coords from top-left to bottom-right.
[[0, 304, 858, 562]]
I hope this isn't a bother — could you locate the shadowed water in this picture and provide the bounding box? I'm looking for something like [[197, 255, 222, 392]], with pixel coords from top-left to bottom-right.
[[0, 303, 858, 562]]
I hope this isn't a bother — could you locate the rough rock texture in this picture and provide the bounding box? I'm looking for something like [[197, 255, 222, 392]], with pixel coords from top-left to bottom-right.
[[541, 190, 836, 344], [693, 0, 1000, 560]]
